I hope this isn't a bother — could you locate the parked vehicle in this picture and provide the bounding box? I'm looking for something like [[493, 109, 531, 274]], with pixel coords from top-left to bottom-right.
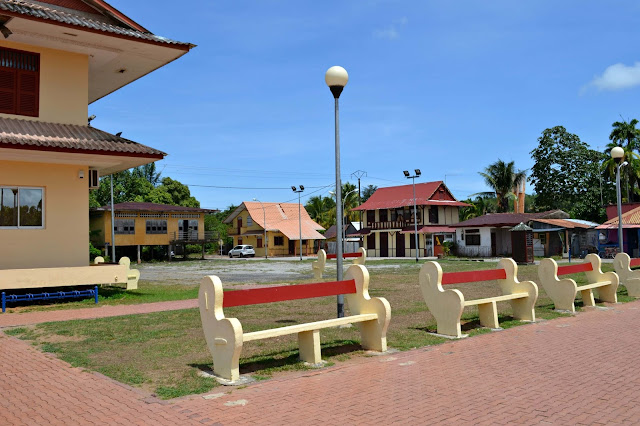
[[228, 245, 255, 258]]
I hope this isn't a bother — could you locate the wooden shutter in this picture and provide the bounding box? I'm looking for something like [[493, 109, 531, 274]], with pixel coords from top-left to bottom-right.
[[0, 68, 15, 114], [17, 70, 39, 116], [0, 47, 39, 117]]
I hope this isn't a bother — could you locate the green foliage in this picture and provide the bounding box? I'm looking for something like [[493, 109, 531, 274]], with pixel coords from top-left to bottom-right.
[[604, 119, 640, 202], [361, 184, 377, 203], [475, 159, 526, 213], [89, 241, 102, 260], [459, 196, 496, 221], [90, 165, 199, 208], [305, 195, 335, 229], [530, 126, 606, 222]]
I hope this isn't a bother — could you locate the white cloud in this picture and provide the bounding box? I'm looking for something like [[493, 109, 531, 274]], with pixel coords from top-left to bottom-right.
[[374, 17, 407, 40], [586, 62, 640, 92]]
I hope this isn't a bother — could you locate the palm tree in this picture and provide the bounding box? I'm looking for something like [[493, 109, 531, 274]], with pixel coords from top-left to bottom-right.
[[603, 141, 640, 202], [459, 196, 493, 221], [609, 119, 640, 201], [305, 196, 334, 229], [475, 160, 526, 213], [133, 163, 162, 187]]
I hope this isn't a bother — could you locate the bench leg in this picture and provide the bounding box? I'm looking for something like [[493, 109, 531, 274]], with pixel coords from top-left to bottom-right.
[[298, 330, 322, 364], [477, 301, 499, 329], [624, 279, 640, 298], [597, 283, 618, 303], [510, 297, 535, 322], [359, 319, 387, 352], [581, 289, 596, 307]]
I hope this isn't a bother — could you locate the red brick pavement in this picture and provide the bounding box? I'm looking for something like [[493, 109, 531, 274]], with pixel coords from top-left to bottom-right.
[[2, 300, 640, 424], [0, 299, 198, 327]]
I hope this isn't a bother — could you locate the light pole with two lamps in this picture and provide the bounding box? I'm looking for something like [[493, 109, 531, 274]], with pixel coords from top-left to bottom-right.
[[292, 186, 304, 260], [404, 169, 421, 263], [325, 65, 348, 318], [252, 198, 268, 259], [611, 147, 628, 254]]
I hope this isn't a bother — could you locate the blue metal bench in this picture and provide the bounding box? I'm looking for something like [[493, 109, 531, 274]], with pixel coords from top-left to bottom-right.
[[2, 286, 98, 313]]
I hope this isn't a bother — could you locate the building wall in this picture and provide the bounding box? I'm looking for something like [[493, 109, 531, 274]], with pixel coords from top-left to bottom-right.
[[455, 227, 493, 257], [0, 160, 89, 268], [0, 40, 89, 126], [90, 212, 205, 247]]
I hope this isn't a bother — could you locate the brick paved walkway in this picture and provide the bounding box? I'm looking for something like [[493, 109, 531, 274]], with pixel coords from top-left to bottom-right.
[[0, 299, 198, 327], [2, 300, 640, 424]]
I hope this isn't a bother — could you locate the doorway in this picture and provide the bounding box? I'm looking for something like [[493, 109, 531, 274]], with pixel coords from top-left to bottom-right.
[[396, 233, 405, 257], [380, 233, 388, 257]]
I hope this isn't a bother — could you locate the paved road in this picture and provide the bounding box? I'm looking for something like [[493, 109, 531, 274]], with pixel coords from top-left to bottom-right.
[[2, 299, 640, 424]]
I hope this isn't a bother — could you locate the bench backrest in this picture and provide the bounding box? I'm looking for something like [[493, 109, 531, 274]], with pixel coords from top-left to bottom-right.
[[326, 252, 362, 259], [222, 280, 356, 308], [556, 262, 593, 276], [441, 269, 507, 285]]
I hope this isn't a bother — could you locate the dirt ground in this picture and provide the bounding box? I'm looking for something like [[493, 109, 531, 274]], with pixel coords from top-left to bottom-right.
[[136, 258, 410, 286]]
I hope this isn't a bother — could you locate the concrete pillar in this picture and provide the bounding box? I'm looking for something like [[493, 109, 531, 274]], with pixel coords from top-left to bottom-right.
[[168, 245, 172, 261], [202, 243, 205, 260], [137, 245, 141, 264]]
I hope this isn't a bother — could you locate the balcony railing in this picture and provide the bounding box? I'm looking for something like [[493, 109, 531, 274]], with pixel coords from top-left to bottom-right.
[[170, 231, 219, 242], [367, 220, 418, 230]]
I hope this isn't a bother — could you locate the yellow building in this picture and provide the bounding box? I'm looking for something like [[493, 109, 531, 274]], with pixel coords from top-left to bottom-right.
[[0, 1, 193, 270], [90, 202, 217, 262], [224, 201, 325, 257]]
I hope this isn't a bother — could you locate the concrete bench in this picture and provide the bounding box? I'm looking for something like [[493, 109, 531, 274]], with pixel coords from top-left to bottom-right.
[[613, 253, 640, 297], [419, 258, 538, 338], [94, 257, 140, 290], [538, 254, 618, 313], [312, 248, 366, 279], [199, 264, 390, 382]]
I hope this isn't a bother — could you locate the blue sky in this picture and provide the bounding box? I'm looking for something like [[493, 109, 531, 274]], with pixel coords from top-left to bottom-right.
[[91, 0, 640, 211]]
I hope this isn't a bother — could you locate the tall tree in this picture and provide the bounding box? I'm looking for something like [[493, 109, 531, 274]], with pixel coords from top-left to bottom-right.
[[475, 159, 526, 213], [361, 185, 378, 203], [530, 126, 606, 222], [132, 163, 162, 187], [305, 195, 335, 229]]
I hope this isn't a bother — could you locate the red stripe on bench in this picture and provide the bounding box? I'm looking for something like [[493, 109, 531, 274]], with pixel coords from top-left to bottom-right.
[[441, 269, 507, 285], [557, 262, 593, 276], [630, 258, 640, 268], [223, 280, 357, 307], [326, 252, 362, 259]]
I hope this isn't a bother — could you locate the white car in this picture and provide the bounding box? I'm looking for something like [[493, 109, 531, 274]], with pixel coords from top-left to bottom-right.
[[228, 245, 255, 258]]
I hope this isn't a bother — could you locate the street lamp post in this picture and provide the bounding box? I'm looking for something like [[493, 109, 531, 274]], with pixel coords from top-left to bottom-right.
[[403, 169, 422, 263], [325, 65, 348, 318], [253, 198, 268, 259], [292, 186, 305, 260], [330, 188, 358, 254], [611, 147, 628, 254]]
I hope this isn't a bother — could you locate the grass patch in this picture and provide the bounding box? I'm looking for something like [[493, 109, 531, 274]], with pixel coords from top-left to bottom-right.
[[5, 259, 636, 399]]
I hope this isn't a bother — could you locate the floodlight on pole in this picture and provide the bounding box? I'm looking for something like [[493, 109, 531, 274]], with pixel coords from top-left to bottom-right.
[[404, 169, 421, 263], [253, 198, 267, 259], [292, 186, 305, 260], [325, 65, 348, 318], [611, 146, 627, 254]]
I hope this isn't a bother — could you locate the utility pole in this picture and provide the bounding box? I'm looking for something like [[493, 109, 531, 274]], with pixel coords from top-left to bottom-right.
[[351, 170, 367, 234]]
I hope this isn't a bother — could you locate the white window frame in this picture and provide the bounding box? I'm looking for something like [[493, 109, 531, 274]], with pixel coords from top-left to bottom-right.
[[0, 186, 45, 229]]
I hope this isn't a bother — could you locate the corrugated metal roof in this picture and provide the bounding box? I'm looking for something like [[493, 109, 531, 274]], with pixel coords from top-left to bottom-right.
[[0, 0, 192, 47], [0, 116, 166, 157], [532, 218, 596, 229], [353, 181, 469, 211], [453, 210, 569, 228], [93, 202, 216, 213], [597, 205, 640, 229]]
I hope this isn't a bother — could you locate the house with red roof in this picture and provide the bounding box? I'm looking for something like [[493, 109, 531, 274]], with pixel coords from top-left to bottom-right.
[[352, 181, 469, 258], [224, 201, 325, 257], [596, 203, 640, 257], [90, 202, 218, 262], [0, 0, 192, 276]]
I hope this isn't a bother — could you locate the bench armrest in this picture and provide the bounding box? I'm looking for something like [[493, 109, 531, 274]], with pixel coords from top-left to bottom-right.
[[344, 265, 390, 351], [419, 261, 465, 337], [199, 275, 244, 382]]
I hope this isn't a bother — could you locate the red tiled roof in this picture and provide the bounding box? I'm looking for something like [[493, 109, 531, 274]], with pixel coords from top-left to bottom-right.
[[0, 116, 166, 158], [597, 206, 640, 229], [94, 202, 216, 213], [353, 181, 469, 211], [453, 210, 568, 228], [0, 0, 192, 48]]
